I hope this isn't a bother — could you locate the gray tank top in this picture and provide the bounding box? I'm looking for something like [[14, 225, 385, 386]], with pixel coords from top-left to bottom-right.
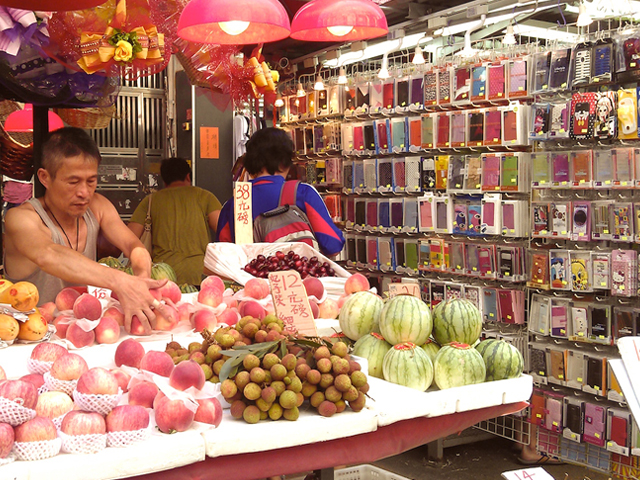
[[5, 198, 100, 305]]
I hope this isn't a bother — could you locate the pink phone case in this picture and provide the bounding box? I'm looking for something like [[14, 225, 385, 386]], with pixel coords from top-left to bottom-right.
[[584, 403, 606, 446], [544, 395, 563, 433]]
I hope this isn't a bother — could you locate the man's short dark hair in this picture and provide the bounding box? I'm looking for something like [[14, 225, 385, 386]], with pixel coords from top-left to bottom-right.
[[160, 157, 192, 185], [42, 127, 102, 178], [244, 127, 294, 176]]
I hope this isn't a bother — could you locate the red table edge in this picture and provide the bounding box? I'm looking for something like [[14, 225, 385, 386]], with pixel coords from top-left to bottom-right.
[[132, 401, 528, 480]]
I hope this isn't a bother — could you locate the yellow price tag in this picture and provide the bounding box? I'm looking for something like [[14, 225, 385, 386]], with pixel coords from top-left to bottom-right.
[[577, 377, 583, 382]]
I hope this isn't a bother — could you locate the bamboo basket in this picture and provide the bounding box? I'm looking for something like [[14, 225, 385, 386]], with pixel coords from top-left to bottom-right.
[[55, 106, 116, 130]]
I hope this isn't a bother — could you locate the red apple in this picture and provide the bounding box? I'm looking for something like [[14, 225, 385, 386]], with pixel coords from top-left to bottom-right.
[[50, 353, 88, 381], [194, 397, 223, 427], [110, 368, 131, 393], [61, 410, 106, 436], [35, 391, 74, 420], [169, 360, 205, 391], [14, 416, 57, 442], [20, 373, 44, 390], [0, 422, 13, 458], [30, 342, 68, 363], [114, 338, 145, 369], [139, 350, 174, 377], [105, 405, 149, 432], [0, 379, 38, 409], [127, 381, 158, 408], [154, 396, 195, 433], [76, 367, 119, 396]]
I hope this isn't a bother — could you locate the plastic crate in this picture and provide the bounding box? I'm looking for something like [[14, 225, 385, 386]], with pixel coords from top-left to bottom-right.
[[335, 464, 412, 480]]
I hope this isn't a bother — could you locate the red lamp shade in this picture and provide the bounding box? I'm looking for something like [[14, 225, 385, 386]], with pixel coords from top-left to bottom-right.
[[177, 0, 291, 45], [0, 0, 106, 10], [4, 104, 64, 133], [291, 0, 388, 42]]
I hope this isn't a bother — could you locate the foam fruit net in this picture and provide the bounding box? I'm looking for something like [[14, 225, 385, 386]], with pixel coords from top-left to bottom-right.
[[13, 438, 62, 461], [107, 427, 150, 448], [0, 453, 16, 466], [59, 431, 107, 454], [27, 358, 54, 375], [52, 413, 68, 430], [43, 372, 77, 396], [73, 389, 122, 415], [0, 396, 36, 426]]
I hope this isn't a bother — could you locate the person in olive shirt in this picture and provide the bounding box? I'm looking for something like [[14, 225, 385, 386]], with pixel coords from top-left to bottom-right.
[[128, 157, 221, 286]]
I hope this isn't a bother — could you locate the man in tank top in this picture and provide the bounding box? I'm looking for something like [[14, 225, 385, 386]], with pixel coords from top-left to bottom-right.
[[4, 127, 168, 334]]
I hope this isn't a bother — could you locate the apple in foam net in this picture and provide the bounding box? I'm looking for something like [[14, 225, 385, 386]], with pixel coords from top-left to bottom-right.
[[76, 367, 120, 395], [65, 322, 96, 349], [109, 368, 131, 393], [94, 316, 121, 344], [55, 287, 80, 312], [155, 395, 195, 434], [0, 422, 14, 458], [194, 397, 223, 427], [20, 373, 44, 390], [35, 391, 74, 420], [139, 350, 174, 377], [14, 416, 58, 442], [0, 379, 38, 409], [30, 342, 68, 363], [127, 381, 158, 408], [105, 405, 149, 432], [169, 360, 205, 391], [61, 410, 106, 436], [50, 353, 89, 381], [114, 338, 145, 369]]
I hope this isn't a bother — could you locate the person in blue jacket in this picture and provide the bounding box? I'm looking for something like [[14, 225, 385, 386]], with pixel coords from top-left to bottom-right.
[[216, 127, 345, 256]]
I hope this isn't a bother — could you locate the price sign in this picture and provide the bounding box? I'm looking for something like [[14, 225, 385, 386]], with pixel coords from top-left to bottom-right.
[[269, 271, 317, 336], [234, 182, 253, 245], [501, 467, 555, 480], [88, 285, 110, 300], [388, 283, 421, 299]]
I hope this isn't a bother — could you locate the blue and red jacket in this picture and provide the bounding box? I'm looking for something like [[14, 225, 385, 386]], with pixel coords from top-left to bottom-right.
[[216, 175, 345, 255]]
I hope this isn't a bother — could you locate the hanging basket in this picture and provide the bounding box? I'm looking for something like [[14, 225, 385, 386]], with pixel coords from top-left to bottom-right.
[[55, 106, 116, 130], [0, 135, 33, 181]]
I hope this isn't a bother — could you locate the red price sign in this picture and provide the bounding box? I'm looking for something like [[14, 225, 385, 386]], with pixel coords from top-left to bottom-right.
[[88, 285, 110, 300], [234, 181, 253, 245], [269, 271, 317, 336], [388, 283, 421, 299]]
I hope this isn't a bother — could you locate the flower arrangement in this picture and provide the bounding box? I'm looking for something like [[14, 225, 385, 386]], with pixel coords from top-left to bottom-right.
[[108, 28, 142, 63]]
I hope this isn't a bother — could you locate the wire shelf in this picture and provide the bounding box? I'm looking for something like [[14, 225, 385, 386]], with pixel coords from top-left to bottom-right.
[[475, 414, 531, 445]]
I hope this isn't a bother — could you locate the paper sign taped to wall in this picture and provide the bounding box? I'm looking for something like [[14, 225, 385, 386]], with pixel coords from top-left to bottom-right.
[[200, 127, 219, 159], [388, 283, 420, 299]]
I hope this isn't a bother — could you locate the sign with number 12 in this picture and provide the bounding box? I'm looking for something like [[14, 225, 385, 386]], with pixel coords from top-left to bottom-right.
[[269, 270, 317, 336]]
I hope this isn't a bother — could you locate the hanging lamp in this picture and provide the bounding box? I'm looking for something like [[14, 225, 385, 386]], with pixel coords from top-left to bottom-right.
[[291, 0, 388, 42], [0, 0, 105, 10], [337, 68, 348, 84], [4, 104, 64, 133], [274, 93, 284, 107], [412, 45, 425, 64], [178, 0, 291, 45], [576, 3, 593, 27]]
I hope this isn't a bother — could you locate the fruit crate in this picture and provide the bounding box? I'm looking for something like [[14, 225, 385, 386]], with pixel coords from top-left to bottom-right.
[[335, 464, 412, 480]]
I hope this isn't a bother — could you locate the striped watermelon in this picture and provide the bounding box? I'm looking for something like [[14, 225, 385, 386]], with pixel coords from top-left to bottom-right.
[[151, 263, 177, 283], [481, 340, 524, 381], [98, 257, 123, 270], [352, 332, 392, 379], [475, 338, 499, 357], [382, 342, 433, 391], [379, 295, 432, 346], [338, 292, 384, 341], [180, 284, 199, 294], [432, 298, 482, 346], [420, 338, 441, 363], [433, 342, 486, 389]]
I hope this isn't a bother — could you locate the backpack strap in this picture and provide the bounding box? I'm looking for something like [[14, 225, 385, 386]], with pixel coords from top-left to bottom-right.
[[278, 180, 299, 207]]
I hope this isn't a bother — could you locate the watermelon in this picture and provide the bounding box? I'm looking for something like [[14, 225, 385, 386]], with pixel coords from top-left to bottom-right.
[[433, 342, 486, 389], [352, 332, 392, 379], [379, 295, 432, 346], [98, 257, 123, 270], [180, 283, 198, 294], [382, 342, 434, 391], [338, 292, 384, 341], [481, 340, 524, 382], [432, 298, 482, 346], [475, 338, 499, 357], [420, 338, 440, 363], [151, 263, 177, 283]]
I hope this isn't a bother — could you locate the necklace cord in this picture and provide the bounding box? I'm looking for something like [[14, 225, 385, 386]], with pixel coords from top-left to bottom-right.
[[44, 199, 80, 251]]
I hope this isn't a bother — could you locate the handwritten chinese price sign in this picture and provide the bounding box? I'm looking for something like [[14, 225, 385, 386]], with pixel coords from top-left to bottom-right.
[[200, 127, 219, 159], [269, 270, 317, 336], [234, 181, 253, 244], [388, 283, 420, 299], [501, 467, 554, 480]]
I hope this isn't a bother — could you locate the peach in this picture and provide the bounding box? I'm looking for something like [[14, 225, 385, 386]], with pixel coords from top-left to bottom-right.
[[65, 322, 96, 348], [191, 309, 218, 333], [344, 273, 370, 294], [157, 281, 181, 304], [61, 410, 106, 436], [155, 396, 195, 433], [0, 379, 38, 409], [309, 300, 319, 319], [39, 302, 56, 324], [53, 314, 73, 339], [337, 293, 351, 309], [152, 391, 166, 410], [244, 278, 270, 300], [201, 275, 224, 293], [94, 316, 121, 344], [55, 287, 80, 312], [197, 286, 223, 308], [73, 293, 102, 321], [35, 391, 74, 420], [31, 342, 68, 363], [0, 365, 4, 381], [318, 298, 339, 319], [129, 315, 148, 336], [139, 350, 174, 377], [217, 308, 239, 327], [238, 300, 266, 320], [14, 416, 57, 442], [127, 381, 158, 408], [50, 353, 89, 381], [155, 304, 178, 331], [169, 360, 205, 391], [303, 277, 324, 300], [76, 367, 119, 395], [115, 338, 145, 369], [106, 405, 149, 432], [222, 296, 238, 309], [177, 303, 194, 323], [110, 368, 131, 393], [194, 397, 223, 427], [102, 306, 125, 327], [0, 422, 13, 459], [20, 373, 44, 390]]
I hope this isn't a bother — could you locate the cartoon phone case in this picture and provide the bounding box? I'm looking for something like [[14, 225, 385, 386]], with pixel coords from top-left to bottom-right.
[[593, 91, 617, 140], [550, 250, 570, 290], [467, 202, 482, 235], [532, 203, 550, 235], [617, 88, 638, 139], [570, 91, 596, 140], [571, 43, 592, 87]]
